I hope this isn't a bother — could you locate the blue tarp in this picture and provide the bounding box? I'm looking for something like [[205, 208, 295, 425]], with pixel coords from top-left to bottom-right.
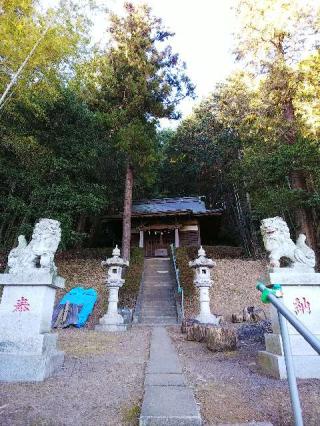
[[59, 287, 98, 327]]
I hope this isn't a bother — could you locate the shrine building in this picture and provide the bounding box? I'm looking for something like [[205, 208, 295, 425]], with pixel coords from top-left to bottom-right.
[[130, 197, 223, 257]]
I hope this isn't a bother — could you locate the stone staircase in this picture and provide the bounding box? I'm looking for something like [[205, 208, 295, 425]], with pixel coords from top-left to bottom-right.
[[138, 257, 178, 326]]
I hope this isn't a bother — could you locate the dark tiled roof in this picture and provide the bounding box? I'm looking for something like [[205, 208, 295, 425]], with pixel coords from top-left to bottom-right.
[[132, 197, 220, 215]]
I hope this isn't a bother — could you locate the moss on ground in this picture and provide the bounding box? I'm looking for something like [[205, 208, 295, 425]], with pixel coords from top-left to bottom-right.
[[121, 403, 141, 425]]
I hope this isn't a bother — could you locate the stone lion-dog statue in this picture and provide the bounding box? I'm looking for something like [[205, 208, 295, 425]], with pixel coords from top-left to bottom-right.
[[260, 216, 315, 272], [7, 218, 61, 276]]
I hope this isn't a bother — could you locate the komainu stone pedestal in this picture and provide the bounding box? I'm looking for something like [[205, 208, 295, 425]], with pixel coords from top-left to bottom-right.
[[0, 273, 65, 382], [258, 271, 320, 379]]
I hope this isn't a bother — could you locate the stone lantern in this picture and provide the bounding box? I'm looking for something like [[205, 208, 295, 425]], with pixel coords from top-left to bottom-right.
[[189, 246, 219, 325], [95, 246, 129, 332]]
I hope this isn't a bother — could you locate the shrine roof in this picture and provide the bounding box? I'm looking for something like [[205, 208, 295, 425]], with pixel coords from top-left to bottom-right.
[[131, 197, 223, 217]]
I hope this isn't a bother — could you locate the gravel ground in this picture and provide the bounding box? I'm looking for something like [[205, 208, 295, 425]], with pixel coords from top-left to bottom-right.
[[0, 327, 150, 426], [168, 326, 320, 426]]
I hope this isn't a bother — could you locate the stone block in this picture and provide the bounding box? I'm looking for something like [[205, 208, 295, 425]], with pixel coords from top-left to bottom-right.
[[0, 332, 64, 382], [206, 327, 238, 352], [0, 350, 64, 382], [258, 350, 320, 379], [139, 386, 202, 426]]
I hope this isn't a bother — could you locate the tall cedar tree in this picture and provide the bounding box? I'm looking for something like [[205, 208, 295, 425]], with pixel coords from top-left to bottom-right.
[[104, 3, 194, 260], [234, 0, 320, 249]]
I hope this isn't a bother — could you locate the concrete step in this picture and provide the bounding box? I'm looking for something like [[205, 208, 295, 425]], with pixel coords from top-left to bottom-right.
[[143, 288, 174, 293], [143, 282, 173, 287], [142, 306, 176, 312], [140, 320, 178, 326], [139, 257, 178, 326], [142, 308, 176, 313], [140, 317, 177, 324], [143, 295, 175, 301], [141, 304, 176, 309], [143, 273, 173, 277], [141, 310, 177, 317], [143, 293, 174, 299], [141, 302, 175, 307], [140, 317, 178, 325]]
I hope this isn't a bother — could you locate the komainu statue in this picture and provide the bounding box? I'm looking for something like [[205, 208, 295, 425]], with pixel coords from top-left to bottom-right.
[[260, 216, 315, 272], [7, 219, 61, 275]]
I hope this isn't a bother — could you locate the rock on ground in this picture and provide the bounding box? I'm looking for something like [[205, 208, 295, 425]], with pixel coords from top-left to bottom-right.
[[185, 323, 238, 352], [206, 327, 238, 352], [0, 328, 150, 426]]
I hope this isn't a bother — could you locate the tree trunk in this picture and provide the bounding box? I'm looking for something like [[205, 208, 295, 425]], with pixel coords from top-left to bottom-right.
[[122, 163, 133, 261], [283, 100, 296, 145], [283, 98, 317, 252], [289, 170, 317, 249]]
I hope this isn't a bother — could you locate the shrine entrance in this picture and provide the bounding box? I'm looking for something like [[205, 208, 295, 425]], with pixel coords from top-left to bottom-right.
[[144, 229, 175, 257]]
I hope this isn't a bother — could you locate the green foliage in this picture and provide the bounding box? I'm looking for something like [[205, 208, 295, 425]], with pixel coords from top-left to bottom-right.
[[0, 0, 92, 107], [0, 87, 114, 248], [119, 248, 144, 308], [175, 247, 195, 298]]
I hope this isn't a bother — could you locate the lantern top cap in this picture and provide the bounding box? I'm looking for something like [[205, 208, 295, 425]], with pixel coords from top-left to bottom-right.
[[189, 246, 215, 269], [112, 245, 121, 257], [198, 246, 206, 257], [102, 245, 129, 268]]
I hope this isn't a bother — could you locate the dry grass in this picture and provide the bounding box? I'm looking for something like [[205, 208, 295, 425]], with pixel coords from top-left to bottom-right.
[[176, 247, 268, 321], [58, 329, 119, 357], [209, 258, 268, 321], [56, 256, 106, 328]]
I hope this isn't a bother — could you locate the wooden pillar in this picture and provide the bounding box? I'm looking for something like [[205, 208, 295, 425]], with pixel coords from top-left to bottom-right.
[[139, 230, 144, 248], [175, 227, 180, 248]]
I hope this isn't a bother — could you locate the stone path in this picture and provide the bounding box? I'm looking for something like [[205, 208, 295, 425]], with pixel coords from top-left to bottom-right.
[[139, 258, 178, 326], [140, 326, 201, 425]]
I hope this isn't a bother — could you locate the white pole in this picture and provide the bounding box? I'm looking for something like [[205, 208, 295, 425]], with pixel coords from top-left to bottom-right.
[[175, 227, 180, 248], [0, 22, 52, 110], [139, 230, 144, 248]]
